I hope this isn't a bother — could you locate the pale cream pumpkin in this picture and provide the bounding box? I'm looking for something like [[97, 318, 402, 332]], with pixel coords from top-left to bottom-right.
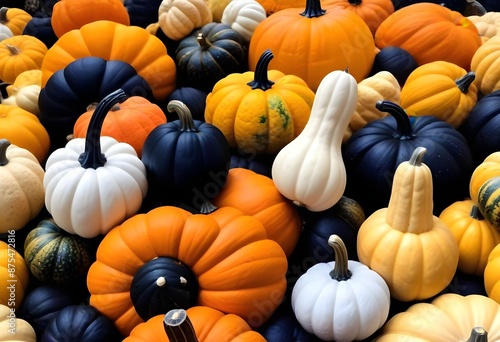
[[468, 12, 500, 43], [158, 0, 213, 41], [0, 304, 36, 342]]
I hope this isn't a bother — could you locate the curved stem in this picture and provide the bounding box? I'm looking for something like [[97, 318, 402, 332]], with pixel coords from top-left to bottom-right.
[[0, 8, 8, 24], [0, 139, 10, 166], [470, 205, 484, 220], [456, 71, 475, 94], [78, 89, 127, 169], [300, 0, 326, 18], [247, 49, 275, 90], [408, 146, 426, 166], [163, 309, 199, 342], [328, 235, 352, 281], [167, 100, 199, 132], [465, 327, 488, 342], [197, 32, 211, 49], [376, 100, 415, 140], [5, 44, 20, 55]]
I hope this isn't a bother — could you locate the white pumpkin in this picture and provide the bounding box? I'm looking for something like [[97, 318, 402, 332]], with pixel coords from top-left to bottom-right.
[[221, 0, 266, 42], [291, 235, 390, 342], [271, 69, 358, 212], [2, 84, 41, 116], [0, 24, 13, 41], [0, 304, 36, 342], [43, 89, 148, 238]]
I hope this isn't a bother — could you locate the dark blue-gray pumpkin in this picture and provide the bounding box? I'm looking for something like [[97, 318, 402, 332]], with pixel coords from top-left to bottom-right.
[[38, 56, 154, 151], [164, 86, 208, 122], [141, 100, 231, 213], [22, 16, 58, 49], [342, 100, 473, 216], [370, 46, 418, 86]]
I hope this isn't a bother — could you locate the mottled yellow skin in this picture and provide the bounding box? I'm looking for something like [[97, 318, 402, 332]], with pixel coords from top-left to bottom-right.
[[205, 69, 314, 154]]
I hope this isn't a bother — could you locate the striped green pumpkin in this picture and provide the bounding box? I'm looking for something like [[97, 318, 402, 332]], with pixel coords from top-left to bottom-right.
[[478, 176, 500, 229], [23, 219, 93, 285]]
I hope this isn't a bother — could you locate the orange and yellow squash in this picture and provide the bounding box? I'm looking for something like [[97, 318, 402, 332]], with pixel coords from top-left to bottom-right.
[[470, 35, 500, 95], [0, 7, 32, 36]]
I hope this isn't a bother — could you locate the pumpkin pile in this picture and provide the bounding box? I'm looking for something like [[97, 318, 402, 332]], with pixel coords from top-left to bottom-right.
[[3, 0, 500, 341]]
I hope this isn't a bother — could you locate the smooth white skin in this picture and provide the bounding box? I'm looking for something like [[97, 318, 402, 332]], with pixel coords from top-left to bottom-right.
[[291, 261, 391, 342], [221, 0, 267, 42], [44, 136, 148, 238]]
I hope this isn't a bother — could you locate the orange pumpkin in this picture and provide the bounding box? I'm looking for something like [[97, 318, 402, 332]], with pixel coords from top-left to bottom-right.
[[86, 206, 288, 336], [255, 0, 304, 15], [124, 307, 267, 342], [73, 96, 166, 157], [40, 20, 176, 101], [248, 0, 375, 91], [374, 2, 481, 70], [0, 35, 47, 84], [470, 152, 500, 207], [0, 7, 32, 36], [51, 0, 130, 38]]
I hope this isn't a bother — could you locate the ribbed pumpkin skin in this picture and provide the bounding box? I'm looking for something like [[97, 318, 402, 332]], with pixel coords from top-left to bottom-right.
[[0, 241, 30, 309], [374, 3, 481, 70], [485, 242, 500, 304], [477, 177, 500, 229], [0, 7, 32, 35], [23, 219, 93, 285], [471, 36, 500, 96], [470, 152, 500, 208]]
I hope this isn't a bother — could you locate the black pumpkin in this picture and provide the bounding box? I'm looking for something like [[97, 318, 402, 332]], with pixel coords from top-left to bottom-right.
[[141, 100, 231, 212], [41, 304, 122, 342], [22, 16, 58, 49], [130, 257, 199, 321], [175, 22, 247, 93], [23, 219, 94, 285], [369, 46, 418, 86], [124, 0, 163, 28], [38, 56, 153, 151], [164, 87, 207, 122], [229, 151, 276, 179], [464, 90, 500, 165], [342, 100, 473, 216]]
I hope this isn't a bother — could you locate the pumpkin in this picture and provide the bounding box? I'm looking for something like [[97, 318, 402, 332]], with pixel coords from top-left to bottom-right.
[[43, 89, 148, 238], [477, 176, 500, 229], [248, 0, 375, 91], [272, 69, 357, 212], [175, 22, 247, 93], [374, 3, 482, 70], [6, 69, 41, 90], [86, 205, 288, 336], [23, 218, 93, 285], [41, 304, 122, 342], [22, 16, 58, 49], [400, 60, 478, 128], [291, 235, 390, 341], [1, 74, 41, 115], [38, 56, 154, 150], [323, 0, 394, 36], [51, 0, 130, 38], [469, 152, 500, 208], [439, 199, 500, 276], [124, 306, 267, 342], [229, 152, 275, 178], [204, 49, 315, 155], [40, 20, 176, 102], [392, 0, 466, 12], [0, 7, 32, 36], [342, 100, 474, 216], [369, 46, 418, 86], [0, 139, 45, 233], [124, 0, 164, 28], [470, 35, 500, 96], [0, 34, 47, 84], [141, 99, 231, 212], [158, 0, 213, 41], [0, 303, 36, 342], [211, 167, 303, 257], [344, 70, 401, 143], [73, 96, 166, 158], [376, 293, 499, 341], [221, 0, 267, 43], [468, 11, 500, 43], [164, 87, 207, 122], [485, 242, 500, 303], [0, 23, 12, 41], [0, 241, 30, 309], [356, 146, 460, 301]]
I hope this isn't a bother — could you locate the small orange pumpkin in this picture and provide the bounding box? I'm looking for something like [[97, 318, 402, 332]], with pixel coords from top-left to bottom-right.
[[0, 7, 32, 36], [0, 35, 47, 84]]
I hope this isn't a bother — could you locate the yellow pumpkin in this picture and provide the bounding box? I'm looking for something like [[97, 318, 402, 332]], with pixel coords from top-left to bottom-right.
[[0, 303, 36, 341], [470, 152, 500, 207], [0, 241, 30, 309], [357, 146, 459, 301], [0, 7, 32, 36], [471, 35, 500, 95], [400, 60, 478, 128], [0, 35, 47, 84], [485, 242, 500, 304]]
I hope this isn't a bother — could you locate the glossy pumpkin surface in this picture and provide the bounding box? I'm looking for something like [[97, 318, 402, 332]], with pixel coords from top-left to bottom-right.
[[471, 35, 500, 96], [470, 152, 500, 208], [485, 242, 500, 304]]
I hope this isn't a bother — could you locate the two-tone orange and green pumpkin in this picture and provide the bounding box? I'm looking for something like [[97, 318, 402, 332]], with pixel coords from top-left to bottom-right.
[[205, 49, 314, 155], [477, 177, 500, 229], [470, 152, 500, 208]]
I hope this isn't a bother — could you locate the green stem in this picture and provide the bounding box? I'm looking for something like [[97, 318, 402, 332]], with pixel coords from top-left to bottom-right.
[[470, 205, 484, 220], [0, 8, 8, 24], [163, 309, 199, 342], [300, 0, 326, 18], [465, 327, 488, 342], [328, 235, 352, 281], [456, 71, 475, 94], [375, 100, 416, 140], [0, 139, 11, 166], [167, 100, 199, 132], [78, 89, 127, 169], [408, 146, 427, 166], [247, 49, 275, 90]]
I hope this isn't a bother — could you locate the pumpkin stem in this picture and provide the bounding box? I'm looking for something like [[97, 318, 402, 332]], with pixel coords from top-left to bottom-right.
[[328, 234, 352, 281], [0, 8, 8, 24], [197, 32, 211, 49], [200, 201, 218, 214], [408, 146, 426, 166], [167, 100, 199, 132], [78, 88, 128, 169], [456, 71, 476, 94], [4, 44, 20, 55], [470, 205, 484, 220], [0, 82, 10, 101], [465, 327, 488, 342], [247, 49, 275, 90], [0, 139, 11, 166], [376, 100, 416, 140], [300, 0, 326, 18], [163, 309, 199, 342]]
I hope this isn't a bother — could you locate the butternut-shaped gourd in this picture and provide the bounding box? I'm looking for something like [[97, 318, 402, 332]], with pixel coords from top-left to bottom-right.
[[357, 146, 459, 302], [271, 69, 358, 212]]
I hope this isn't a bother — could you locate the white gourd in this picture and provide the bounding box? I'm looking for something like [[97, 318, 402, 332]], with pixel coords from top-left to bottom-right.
[[221, 0, 267, 43], [271, 69, 358, 212]]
